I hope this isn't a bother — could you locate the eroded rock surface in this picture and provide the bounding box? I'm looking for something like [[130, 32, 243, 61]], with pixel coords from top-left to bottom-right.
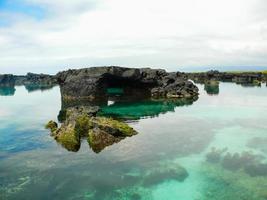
[[56, 66, 199, 101]]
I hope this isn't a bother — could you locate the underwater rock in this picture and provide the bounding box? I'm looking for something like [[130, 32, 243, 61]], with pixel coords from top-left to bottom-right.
[[206, 148, 267, 177], [142, 164, 188, 186], [46, 106, 137, 152], [206, 147, 227, 163], [244, 163, 267, 177], [201, 163, 267, 200]]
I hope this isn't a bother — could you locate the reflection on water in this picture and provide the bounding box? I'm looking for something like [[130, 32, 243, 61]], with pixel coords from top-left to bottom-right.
[[1, 83, 267, 200], [24, 83, 56, 93], [0, 86, 16, 96], [204, 84, 219, 95], [99, 98, 197, 120]]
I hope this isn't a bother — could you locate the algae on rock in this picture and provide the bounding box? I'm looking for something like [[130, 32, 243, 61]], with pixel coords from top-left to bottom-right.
[[45, 106, 137, 153]]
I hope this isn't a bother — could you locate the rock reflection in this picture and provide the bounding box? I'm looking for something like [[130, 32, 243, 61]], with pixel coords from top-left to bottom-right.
[[99, 97, 198, 120], [0, 86, 16, 96], [204, 80, 220, 95], [24, 84, 56, 93]]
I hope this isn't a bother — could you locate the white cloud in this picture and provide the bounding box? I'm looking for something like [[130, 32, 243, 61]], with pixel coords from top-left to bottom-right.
[[0, 0, 267, 74]]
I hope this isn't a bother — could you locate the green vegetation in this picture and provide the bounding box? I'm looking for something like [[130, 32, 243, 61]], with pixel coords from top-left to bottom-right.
[[45, 120, 58, 133]]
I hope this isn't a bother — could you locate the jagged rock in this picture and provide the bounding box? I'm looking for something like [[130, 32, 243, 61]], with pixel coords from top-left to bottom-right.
[[56, 66, 199, 101]]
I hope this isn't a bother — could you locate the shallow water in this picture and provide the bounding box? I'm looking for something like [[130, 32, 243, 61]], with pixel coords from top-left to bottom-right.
[[1, 83, 267, 200]]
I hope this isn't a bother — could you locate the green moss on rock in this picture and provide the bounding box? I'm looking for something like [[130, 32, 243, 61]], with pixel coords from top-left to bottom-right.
[[46, 107, 138, 153], [93, 117, 137, 137], [45, 120, 58, 133], [74, 114, 92, 136], [56, 128, 80, 152]]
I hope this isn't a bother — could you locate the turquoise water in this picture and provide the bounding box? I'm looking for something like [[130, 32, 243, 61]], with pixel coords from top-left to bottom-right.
[[1, 83, 267, 200]]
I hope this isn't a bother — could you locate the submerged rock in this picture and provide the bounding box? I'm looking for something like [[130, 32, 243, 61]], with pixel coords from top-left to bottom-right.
[[206, 147, 227, 163], [205, 147, 267, 177], [143, 164, 188, 186]]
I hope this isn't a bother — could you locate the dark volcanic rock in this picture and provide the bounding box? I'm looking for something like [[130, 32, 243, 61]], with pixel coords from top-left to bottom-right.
[[56, 66, 199, 101], [0, 74, 15, 86], [1, 73, 57, 92], [186, 70, 263, 84], [15, 73, 57, 85]]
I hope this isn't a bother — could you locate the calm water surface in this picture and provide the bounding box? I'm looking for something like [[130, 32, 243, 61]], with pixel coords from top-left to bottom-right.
[[1, 83, 267, 200]]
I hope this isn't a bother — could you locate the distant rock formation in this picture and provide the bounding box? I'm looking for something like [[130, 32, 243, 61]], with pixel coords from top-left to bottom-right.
[[0, 74, 15, 86], [186, 70, 265, 85], [0, 73, 57, 94]]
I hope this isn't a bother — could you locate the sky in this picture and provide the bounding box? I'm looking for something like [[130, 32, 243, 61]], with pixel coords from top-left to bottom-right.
[[0, 0, 267, 74]]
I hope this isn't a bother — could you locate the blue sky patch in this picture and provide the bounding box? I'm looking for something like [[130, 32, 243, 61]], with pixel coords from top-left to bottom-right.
[[0, 0, 45, 21]]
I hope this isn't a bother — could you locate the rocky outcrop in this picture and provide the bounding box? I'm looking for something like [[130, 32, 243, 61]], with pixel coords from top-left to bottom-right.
[[186, 70, 264, 85], [0, 74, 16, 96], [0, 73, 58, 95], [14, 73, 57, 85], [46, 106, 137, 152], [56, 66, 199, 101], [0, 74, 15, 86]]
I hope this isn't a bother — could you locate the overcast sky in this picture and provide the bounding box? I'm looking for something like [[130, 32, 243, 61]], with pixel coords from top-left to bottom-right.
[[0, 0, 267, 74]]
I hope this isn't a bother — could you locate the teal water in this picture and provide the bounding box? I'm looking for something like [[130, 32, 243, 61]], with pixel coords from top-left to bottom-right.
[[1, 83, 267, 200]]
